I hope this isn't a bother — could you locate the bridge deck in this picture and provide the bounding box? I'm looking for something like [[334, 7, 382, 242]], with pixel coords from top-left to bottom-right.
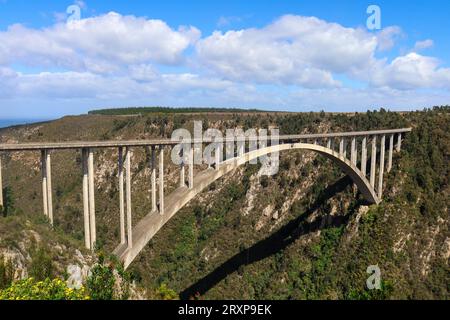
[[0, 128, 412, 151]]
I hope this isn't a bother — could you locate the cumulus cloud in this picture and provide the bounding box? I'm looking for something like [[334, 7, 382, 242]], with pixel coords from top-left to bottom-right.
[[196, 15, 379, 88], [0, 12, 200, 73], [370, 53, 450, 90]]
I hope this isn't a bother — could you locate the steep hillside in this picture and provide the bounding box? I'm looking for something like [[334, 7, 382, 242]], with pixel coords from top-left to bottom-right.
[[0, 108, 448, 299]]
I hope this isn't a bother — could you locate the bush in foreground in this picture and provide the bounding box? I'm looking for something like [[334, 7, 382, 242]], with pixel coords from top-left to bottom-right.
[[0, 278, 90, 300]]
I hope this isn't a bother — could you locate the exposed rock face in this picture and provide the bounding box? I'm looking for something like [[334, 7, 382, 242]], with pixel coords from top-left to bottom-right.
[[66, 264, 91, 289]]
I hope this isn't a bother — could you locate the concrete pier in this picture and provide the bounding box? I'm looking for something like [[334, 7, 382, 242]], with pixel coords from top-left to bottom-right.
[[46, 151, 53, 225], [151, 146, 157, 212], [397, 133, 402, 152], [180, 149, 185, 187], [327, 138, 331, 149], [41, 150, 48, 217], [361, 137, 367, 177], [370, 136, 377, 188], [339, 138, 344, 157], [215, 144, 220, 170], [189, 147, 194, 189], [82, 149, 91, 249], [88, 149, 96, 249], [125, 147, 132, 248], [388, 134, 394, 172], [351, 137, 357, 165], [159, 147, 164, 215], [378, 135, 385, 198], [118, 147, 126, 245]]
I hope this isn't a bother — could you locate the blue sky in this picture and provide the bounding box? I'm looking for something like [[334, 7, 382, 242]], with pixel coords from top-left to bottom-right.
[[0, 0, 449, 119]]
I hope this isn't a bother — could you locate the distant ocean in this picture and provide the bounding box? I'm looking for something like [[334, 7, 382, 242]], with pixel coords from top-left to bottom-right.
[[0, 119, 50, 129]]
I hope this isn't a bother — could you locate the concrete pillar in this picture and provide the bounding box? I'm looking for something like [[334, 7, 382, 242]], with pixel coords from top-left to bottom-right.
[[82, 149, 91, 250], [313, 139, 317, 145], [238, 140, 245, 157], [125, 147, 132, 249], [41, 150, 48, 217], [118, 147, 126, 245], [0, 155, 3, 208], [88, 149, 96, 249], [378, 135, 386, 198], [361, 137, 367, 176], [370, 136, 377, 188], [339, 138, 344, 157], [180, 149, 185, 188], [151, 146, 157, 212], [159, 146, 164, 215], [46, 151, 54, 226], [326, 138, 331, 149], [351, 137, 357, 165], [188, 146, 194, 189], [387, 134, 394, 172], [343, 138, 347, 158], [397, 133, 402, 152], [215, 144, 220, 171]]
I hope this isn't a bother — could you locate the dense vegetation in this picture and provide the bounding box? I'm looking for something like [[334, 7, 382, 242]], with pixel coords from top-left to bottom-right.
[[0, 106, 448, 299], [88, 106, 267, 115]]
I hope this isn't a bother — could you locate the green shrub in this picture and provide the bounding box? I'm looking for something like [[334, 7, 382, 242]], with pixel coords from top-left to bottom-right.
[[0, 278, 89, 300], [29, 246, 53, 281], [86, 260, 115, 300], [154, 283, 178, 300]]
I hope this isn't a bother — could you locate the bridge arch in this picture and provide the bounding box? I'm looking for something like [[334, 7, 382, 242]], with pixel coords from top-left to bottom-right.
[[116, 142, 379, 268]]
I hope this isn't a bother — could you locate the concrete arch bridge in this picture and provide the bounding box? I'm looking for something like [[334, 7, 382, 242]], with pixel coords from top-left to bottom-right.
[[0, 128, 411, 268]]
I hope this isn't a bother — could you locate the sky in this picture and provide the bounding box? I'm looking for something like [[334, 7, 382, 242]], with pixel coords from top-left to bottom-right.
[[0, 0, 450, 119]]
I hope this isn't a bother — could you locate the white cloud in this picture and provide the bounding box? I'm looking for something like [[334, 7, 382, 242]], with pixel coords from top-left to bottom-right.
[[376, 26, 403, 51], [370, 53, 450, 90], [0, 12, 200, 73], [196, 15, 378, 88], [413, 39, 434, 52]]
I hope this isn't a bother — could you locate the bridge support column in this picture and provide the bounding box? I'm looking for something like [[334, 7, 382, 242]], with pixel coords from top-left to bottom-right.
[[215, 144, 220, 171], [370, 136, 377, 188], [180, 149, 185, 188], [41, 150, 48, 218], [326, 138, 331, 149], [361, 137, 367, 176], [81, 149, 91, 250], [351, 137, 357, 165], [387, 134, 394, 172], [339, 138, 344, 157], [397, 133, 402, 152], [159, 146, 164, 215], [0, 155, 3, 209], [118, 147, 126, 245], [151, 146, 157, 212], [188, 146, 194, 189], [88, 148, 96, 249], [46, 150, 54, 226], [125, 147, 132, 249], [378, 135, 386, 198], [238, 140, 245, 157]]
